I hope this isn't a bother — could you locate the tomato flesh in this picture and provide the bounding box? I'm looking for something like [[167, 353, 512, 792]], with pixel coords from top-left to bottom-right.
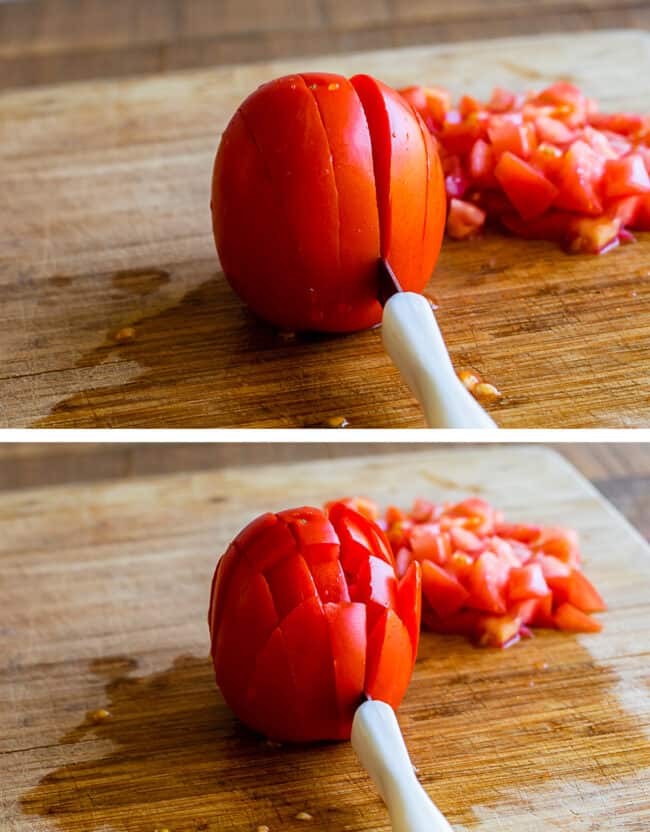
[[400, 80, 650, 253], [382, 494, 605, 648]]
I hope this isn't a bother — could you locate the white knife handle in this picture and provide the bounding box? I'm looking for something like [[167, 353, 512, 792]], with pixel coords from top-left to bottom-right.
[[382, 292, 497, 429], [351, 700, 454, 832]]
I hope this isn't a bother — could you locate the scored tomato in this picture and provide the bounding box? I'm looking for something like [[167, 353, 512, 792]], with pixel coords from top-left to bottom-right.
[[208, 502, 420, 742], [213, 72, 445, 333]]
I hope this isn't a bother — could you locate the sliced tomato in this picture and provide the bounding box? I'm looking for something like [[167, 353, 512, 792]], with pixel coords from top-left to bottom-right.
[[554, 602, 603, 633], [324, 601, 367, 726], [397, 561, 422, 660], [365, 608, 414, 706], [495, 152, 559, 219], [421, 560, 470, 617]]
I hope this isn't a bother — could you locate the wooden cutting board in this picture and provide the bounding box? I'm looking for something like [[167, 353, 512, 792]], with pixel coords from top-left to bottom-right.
[[1, 446, 650, 832], [2, 30, 650, 428]]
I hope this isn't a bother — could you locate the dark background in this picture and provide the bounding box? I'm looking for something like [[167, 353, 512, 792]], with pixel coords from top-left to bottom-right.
[[1, 0, 648, 90]]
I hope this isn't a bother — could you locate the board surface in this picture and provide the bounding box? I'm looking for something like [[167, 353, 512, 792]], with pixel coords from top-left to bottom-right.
[[1, 446, 650, 831], [1, 30, 650, 428]]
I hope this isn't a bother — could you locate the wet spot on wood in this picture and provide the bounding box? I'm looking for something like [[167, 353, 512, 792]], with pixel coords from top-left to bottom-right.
[[112, 268, 170, 295], [19, 635, 650, 831]]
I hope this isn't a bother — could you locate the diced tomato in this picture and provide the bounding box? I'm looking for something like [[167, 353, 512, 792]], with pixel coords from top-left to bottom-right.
[[468, 138, 497, 186], [443, 158, 470, 198], [489, 117, 535, 159], [630, 194, 650, 230], [567, 216, 620, 254], [487, 87, 518, 113], [410, 523, 450, 564], [554, 140, 605, 215], [467, 552, 509, 614], [501, 211, 568, 243], [549, 570, 607, 613], [421, 561, 470, 617], [494, 152, 559, 219], [554, 602, 603, 633], [477, 613, 522, 648], [603, 154, 650, 198], [447, 198, 486, 239], [537, 82, 588, 128], [449, 525, 485, 554], [399, 85, 451, 128], [607, 195, 642, 226], [589, 111, 647, 136], [535, 115, 575, 145], [441, 113, 488, 156], [531, 143, 565, 180], [508, 563, 549, 601]]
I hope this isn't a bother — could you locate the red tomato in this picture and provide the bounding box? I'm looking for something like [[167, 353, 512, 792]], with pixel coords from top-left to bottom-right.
[[554, 602, 603, 633], [603, 154, 650, 198], [494, 152, 559, 220], [208, 502, 420, 741], [377, 495, 605, 648], [554, 140, 605, 215], [446, 198, 486, 239], [212, 72, 445, 332]]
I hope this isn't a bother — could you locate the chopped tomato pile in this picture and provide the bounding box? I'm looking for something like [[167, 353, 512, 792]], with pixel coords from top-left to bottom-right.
[[338, 495, 606, 648], [400, 82, 650, 253]]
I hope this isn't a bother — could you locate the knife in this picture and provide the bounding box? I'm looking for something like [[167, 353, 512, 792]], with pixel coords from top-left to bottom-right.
[[378, 258, 497, 429], [352, 698, 455, 831]]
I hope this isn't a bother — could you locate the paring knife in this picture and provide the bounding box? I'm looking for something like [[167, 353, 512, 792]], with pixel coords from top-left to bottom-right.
[[378, 258, 497, 429], [351, 698, 454, 832]]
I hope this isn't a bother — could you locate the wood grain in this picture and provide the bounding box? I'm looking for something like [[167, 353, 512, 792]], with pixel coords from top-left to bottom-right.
[[1, 446, 650, 832], [2, 30, 650, 428], [2, 0, 650, 89], [0, 442, 649, 542]]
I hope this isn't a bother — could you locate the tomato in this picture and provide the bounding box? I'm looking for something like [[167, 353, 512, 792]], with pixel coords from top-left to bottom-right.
[[554, 140, 605, 215], [508, 563, 549, 601], [377, 495, 605, 648], [494, 152, 559, 220], [554, 602, 603, 633], [421, 560, 469, 617], [468, 138, 497, 186], [603, 154, 650, 198], [400, 85, 451, 128], [420, 81, 650, 253], [446, 198, 486, 239], [209, 502, 420, 742], [488, 117, 535, 159], [212, 72, 445, 333]]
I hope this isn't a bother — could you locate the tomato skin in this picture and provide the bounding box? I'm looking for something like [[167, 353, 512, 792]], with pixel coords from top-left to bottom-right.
[[208, 502, 419, 742], [212, 72, 445, 333]]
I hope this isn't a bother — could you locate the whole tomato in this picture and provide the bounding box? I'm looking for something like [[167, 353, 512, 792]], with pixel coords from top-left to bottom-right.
[[208, 502, 421, 741], [211, 72, 445, 332]]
